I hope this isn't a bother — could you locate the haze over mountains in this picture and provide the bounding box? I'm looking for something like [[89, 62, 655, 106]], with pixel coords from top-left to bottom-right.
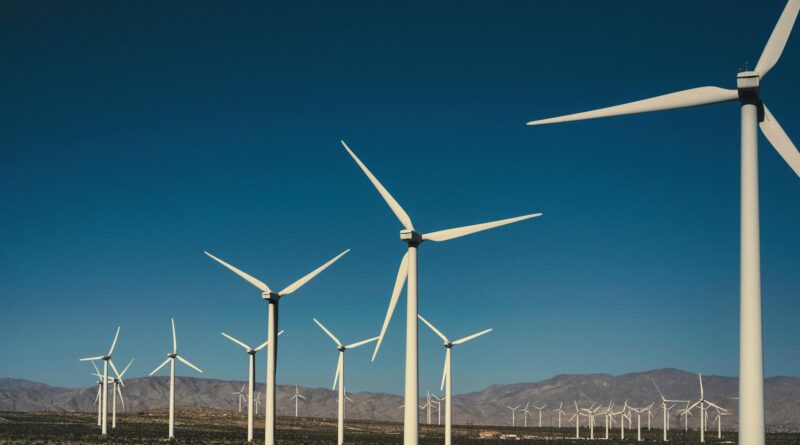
[[2, 369, 798, 430]]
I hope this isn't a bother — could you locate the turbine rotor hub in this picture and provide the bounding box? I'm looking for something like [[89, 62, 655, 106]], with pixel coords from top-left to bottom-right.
[[400, 229, 423, 246], [445, 342, 453, 348], [262, 291, 281, 302], [338, 346, 346, 352], [168, 353, 177, 358], [736, 71, 761, 103]]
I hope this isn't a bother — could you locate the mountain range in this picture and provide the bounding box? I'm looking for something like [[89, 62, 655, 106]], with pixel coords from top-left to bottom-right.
[[2, 368, 798, 430]]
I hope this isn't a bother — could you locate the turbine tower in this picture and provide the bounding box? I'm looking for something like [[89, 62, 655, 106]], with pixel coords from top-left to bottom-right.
[[205, 248, 349, 445], [221, 329, 283, 443], [79, 326, 123, 436], [288, 385, 305, 418], [552, 401, 567, 428], [342, 140, 540, 445], [149, 318, 203, 440], [526, 4, 800, 444], [313, 317, 378, 445], [418, 314, 491, 445], [110, 359, 133, 429]]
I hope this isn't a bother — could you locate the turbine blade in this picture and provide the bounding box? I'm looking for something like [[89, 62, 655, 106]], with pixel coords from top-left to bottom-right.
[[652, 379, 666, 402], [452, 328, 493, 345], [298, 394, 306, 400], [423, 213, 541, 242], [117, 385, 125, 409], [221, 332, 252, 351], [526, 86, 738, 126], [755, 0, 800, 78], [108, 326, 120, 356], [109, 360, 123, 386], [171, 319, 177, 354], [760, 104, 800, 178], [204, 251, 271, 293], [345, 336, 380, 350], [254, 330, 284, 351], [371, 252, 409, 361], [418, 315, 449, 343], [313, 318, 343, 346], [699, 374, 704, 399], [90, 361, 100, 376], [119, 359, 134, 379], [341, 140, 414, 231], [440, 352, 449, 391], [177, 355, 203, 374], [80, 356, 104, 361], [279, 249, 350, 296], [332, 355, 342, 390], [149, 358, 171, 376]]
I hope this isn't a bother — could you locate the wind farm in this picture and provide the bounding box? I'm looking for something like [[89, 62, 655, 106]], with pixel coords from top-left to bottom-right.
[[2, 0, 799, 444]]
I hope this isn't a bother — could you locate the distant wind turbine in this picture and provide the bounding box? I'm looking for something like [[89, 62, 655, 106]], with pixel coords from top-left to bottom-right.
[[149, 318, 203, 440], [205, 248, 349, 445], [288, 385, 305, 418], [342, 140, 541, 445], [418, 314, 491, 445], [220, 329, 283, 443], [313, 317, 378, 445], [79, 326, 123, 436]]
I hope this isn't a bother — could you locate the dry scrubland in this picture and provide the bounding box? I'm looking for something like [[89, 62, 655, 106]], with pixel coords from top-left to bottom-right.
[[1, 409, 799, 445]]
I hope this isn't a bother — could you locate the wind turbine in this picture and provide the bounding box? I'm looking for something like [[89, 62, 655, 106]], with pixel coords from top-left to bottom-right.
[[687, 374, 727, 443], [256, 392, 263, 416], [79, 326, 123, 436], [342, 140, 540, 445], [552, 401, 567, 428], [149, 318, 203, 440], [532, 404, 547, 428], [205, 248, 349, 445], [88, 361, 105, 427], [220, 329, 283, 443], [507, 405, 521, 427], [233, 384, 247, 413], [602, 401, 615, 440], [418, 314, 491, 445], [423, 392, 432, 425], [713, 409, 732, 439], [521, 402, 531, 427], [610, 400, 629, 440], [581, 403, 604, 440], [110, 359, 133, 429], [432, 394, 444, 425], [569, 401, 587, 439], [288, 385, 305, 418], [313, 317, 378, 445], [630, 403, 654, 442], [653, 379, 689, 442], [526, 3, 800, 444]]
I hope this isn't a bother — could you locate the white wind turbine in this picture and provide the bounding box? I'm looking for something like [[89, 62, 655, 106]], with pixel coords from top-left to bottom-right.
[[313, 317, 379, 445], [255, 392, 263, 416], [233, 384, 247, 413], [418, 314, 491, 445], [602, 401, 615, 440], [609, 400, 629, 440], [532, 403, 547, 428], [580, 403, 603, 440], [687, 373, 727, 443], [342, 140, 540, 445], [507, 405, 521, 427], [221, 329, 283, 443], [149, 318, 203, 440], [552, 401, 567, 428], [288, 385, 305, 418], [526, 4, 800, 444], [110, 359, 133, 429], [653, 379, 688, 442], [88, 361, 106, 427], [205, 248, 349, 445], [630, 403, 654, 442], [79, 326, 123, 436], [521, 402, 531, 428], [713, 409, 732, 439], [432, 394, 444, 425], [424, 391, 432, 425]]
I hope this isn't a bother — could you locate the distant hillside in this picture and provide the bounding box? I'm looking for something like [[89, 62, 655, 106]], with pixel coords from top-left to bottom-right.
[[2, 369, 799, 430]]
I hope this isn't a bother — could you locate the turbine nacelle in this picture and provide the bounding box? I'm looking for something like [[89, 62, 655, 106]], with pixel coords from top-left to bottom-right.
[[737, 71, 761, 102], [400, 229, 423, 245], [261, 291, 282, 301], [168, 353, 177, 359]]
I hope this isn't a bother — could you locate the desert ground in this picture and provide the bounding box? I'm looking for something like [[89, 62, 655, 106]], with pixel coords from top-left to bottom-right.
[[1, 409, 799, 444]]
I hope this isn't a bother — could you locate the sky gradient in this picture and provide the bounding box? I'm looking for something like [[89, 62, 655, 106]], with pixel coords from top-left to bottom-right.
[[1, 0, 799, 395]]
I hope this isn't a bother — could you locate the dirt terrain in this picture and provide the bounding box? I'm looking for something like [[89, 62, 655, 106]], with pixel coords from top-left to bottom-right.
[[1, 409, 799, 444]]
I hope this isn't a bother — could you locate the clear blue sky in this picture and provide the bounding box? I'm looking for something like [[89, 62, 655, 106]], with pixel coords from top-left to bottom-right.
[[1, 1, 798, 394]]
